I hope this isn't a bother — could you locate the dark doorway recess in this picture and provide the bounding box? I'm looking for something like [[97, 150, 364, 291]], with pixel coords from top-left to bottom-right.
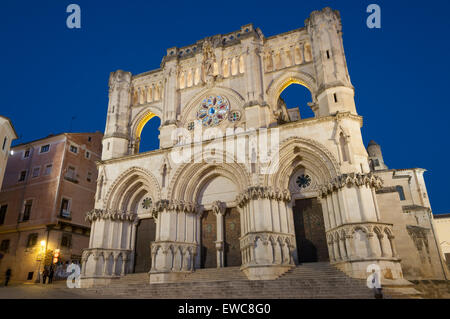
[[293, 198, 329, 263], [134, 218, 156, 273]]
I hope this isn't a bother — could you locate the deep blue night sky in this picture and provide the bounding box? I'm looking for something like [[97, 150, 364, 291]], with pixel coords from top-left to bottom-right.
[[1, 1, 449, 214]]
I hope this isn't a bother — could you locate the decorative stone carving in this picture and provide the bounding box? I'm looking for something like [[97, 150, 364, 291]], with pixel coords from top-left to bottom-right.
[[237, 186, 291, 207], [212, 200, 226, 216], [202, 40, 216, 84], [85, 209, 137, 223], [151, 199, 199, 215], [318, 172, 383, 198]]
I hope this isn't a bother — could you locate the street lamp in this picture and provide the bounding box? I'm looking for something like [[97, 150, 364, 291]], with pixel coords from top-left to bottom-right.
[[35, 240, 46, 283]]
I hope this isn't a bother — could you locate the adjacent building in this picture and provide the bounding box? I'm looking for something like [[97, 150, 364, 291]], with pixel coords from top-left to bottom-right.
[[433, 214, 450, 269], [369, 141, 449, 280], [0, 115, 18, 188], [0, 132, 102, 283]]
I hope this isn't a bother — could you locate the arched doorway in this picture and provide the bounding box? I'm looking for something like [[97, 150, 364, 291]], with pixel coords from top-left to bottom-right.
[[289, 166, 329, 263], [198, 175, 242, 268]]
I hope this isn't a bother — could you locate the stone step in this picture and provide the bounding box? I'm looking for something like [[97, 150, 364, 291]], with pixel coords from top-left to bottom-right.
[[78, 263, 380, 299]]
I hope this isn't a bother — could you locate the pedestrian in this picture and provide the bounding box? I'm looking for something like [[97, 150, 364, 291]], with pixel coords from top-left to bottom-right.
[[4, 268, 11, 286], [42, 267, 49, 284], [48, 266, 54, 284], [374, 287, 383, 299]]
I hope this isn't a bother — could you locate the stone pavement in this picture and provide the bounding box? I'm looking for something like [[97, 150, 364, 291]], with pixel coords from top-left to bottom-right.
[[0, 282, 110, 299]]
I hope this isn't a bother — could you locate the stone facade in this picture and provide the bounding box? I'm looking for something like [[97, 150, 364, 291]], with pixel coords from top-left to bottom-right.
[[0, 132, 102, 282], [0, 115, 18, 189], [433, 214, 450, 270], [81, 7, 447, 287]]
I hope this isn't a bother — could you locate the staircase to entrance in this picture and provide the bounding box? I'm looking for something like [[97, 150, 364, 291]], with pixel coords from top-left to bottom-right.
[[84, 262, 378, 298]]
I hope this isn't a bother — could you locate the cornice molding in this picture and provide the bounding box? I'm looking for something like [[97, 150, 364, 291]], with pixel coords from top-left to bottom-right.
[[318, 172, 383, 197], [237, 186, 291, 207]]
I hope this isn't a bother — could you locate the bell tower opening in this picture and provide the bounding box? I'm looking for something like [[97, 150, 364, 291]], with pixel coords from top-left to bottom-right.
[[135, 112, 161, 153], [278, 82, 315, 122]]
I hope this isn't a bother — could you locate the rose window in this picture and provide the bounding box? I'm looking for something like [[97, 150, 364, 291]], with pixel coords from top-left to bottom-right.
[[296, 174, 311, 189], [141, 197, 153, 209], [196, 95, 230, 127]]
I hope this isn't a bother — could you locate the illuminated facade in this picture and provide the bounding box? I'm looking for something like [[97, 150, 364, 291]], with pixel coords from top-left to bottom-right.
[[81, 7, 448, 288]]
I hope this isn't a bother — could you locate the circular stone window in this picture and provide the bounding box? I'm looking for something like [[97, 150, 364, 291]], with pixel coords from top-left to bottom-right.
[[296, 174, 311, 189], [196, 95, 230, 127], [228, 110, 241, 122], [141, 197, 153, 209]]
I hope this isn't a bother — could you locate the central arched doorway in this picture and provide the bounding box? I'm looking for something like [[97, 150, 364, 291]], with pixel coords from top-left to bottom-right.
[[198, 175, 242, 268], [289, 166, 329, 263]]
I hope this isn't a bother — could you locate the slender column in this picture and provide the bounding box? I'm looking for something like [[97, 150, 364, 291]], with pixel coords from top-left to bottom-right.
[[320, 198, 330, 231], [327, 240, 335, 262], [356, 187, 368, 221], [112, 256, 118, 276], [326, 196, 336, 229], [121, 257, 127, 276], [102, 253, 109, 276], [367, 232, 378, 258], [389, 235, 398, 257], [151, 247, 157, 271], [333, 239, 341, 261], [337, 189, 349, 224], [378, 234, 387, 257], [81, 257, 87, 276], [371, 187, 381, 221], [339, 238, 347, 260], [331, 192, 342, 226], [215, 211, 224, 268], [212, 201, 226, 268], [344, 235, 354, 259], [182, 249, 189, 271]]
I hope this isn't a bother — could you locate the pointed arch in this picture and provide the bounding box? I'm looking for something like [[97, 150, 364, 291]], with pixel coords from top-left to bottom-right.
[[266, 71, 318, 110], [104, 166, 161, 211], [264, 136, 340, 191], [167, 149, 251, 202]]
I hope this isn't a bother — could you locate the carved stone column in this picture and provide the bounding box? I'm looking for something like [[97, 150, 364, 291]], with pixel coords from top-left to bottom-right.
[[212, 201, 226, 268], [81, 209, 136, 286], [148, 200, 199, 283], [237, 187, 295, 280]]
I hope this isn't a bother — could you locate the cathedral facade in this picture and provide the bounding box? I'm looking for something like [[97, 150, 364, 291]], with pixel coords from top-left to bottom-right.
[[80, 7, 448, 287]]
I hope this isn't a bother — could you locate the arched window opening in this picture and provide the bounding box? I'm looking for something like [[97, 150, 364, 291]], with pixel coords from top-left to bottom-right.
[[278, 83, 314, 123], [136, 115, 161, 153]]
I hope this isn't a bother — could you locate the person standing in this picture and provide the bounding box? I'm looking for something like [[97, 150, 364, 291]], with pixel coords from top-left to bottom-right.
[[48, 266, 54, 284], [4, 268, 11, 286], [42, 267, 49, 284]]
